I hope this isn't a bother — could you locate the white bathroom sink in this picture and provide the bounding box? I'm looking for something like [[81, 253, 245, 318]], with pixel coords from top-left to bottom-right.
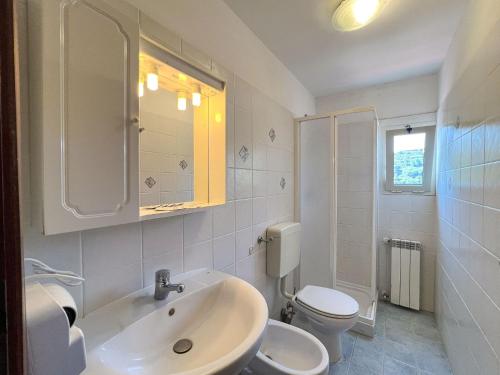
[[83, 272, 268, 375]]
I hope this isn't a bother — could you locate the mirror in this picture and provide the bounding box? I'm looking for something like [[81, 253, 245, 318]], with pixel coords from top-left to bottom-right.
[[138, 39, 225, 212]]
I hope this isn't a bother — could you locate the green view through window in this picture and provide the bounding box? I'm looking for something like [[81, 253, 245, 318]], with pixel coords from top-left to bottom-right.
[[385, 124, 435, 193], [393, 133, 426, 185]]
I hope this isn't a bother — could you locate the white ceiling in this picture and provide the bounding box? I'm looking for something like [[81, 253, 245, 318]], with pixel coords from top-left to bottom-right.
[[223, 0, 468, 97]]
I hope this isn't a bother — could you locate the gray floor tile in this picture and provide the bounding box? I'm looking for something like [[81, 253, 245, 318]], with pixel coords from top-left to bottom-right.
[[350, 303, 452, 375], [383, 357, 418, 375], [413, 324, 442, 342], [385, 324, 416, 345], [414, 351, 453, 375], [355, 334, 384, 354], [350, 345, 384, 374], [374, 320, 386, 337], [383, 338, 417, 366], [329, 359, 349, 375], [342, 333, 356, 360]]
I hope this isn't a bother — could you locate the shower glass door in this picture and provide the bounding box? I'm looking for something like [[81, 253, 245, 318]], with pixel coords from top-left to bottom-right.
[[297, 116, 334, 289]]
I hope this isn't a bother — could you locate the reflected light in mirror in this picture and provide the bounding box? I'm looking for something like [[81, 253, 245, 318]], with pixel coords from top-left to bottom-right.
[[147, 71, 159, 91], [192, 91, 201, 107], [177, 91, 187, 111], [138, 81, 144, 97]]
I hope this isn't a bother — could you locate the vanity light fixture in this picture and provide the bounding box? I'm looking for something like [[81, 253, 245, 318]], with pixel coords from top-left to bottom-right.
[[192, 86, 201, 107], [177, 91, 187, 111], [332, 0, 388, 32], [147, 66, 159, 91]]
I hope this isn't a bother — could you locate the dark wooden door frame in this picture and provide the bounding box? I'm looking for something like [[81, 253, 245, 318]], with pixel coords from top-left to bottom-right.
[[0, 0, 25, 374]]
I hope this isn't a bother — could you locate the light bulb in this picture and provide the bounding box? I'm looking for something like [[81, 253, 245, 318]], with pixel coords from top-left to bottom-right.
[[146, 71, 158, 91], [332, 0, 386, 31], [192, 91, 201, 107], [138, 81, 144, 97], [352, 0, 379, 24], [178, 73, 187, 82], [215, 113, 222, 123], [177, 92, 187, 111]]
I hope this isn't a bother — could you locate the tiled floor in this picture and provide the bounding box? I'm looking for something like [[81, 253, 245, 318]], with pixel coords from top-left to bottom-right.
[[330, 302, 453, 375]]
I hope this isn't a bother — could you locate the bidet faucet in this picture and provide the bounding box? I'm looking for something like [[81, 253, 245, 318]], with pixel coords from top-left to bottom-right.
[[154, 269, 185, 300]]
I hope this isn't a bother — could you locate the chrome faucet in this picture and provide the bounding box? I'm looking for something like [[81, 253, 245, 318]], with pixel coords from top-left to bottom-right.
[[154, 269, 185, 300]]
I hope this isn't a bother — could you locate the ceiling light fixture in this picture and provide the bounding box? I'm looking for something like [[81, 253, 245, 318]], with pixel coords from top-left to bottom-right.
[[332, 0, 388, 32]]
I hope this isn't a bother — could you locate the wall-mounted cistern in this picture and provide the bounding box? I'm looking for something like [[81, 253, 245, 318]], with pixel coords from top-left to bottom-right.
[[154, 269, 185, 300]]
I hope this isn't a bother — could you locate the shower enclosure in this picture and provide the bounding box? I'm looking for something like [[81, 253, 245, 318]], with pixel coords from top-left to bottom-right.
[[295, 107, 378, 336]]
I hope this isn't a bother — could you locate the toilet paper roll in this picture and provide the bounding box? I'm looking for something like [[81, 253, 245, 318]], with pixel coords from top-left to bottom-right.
[[42, 283, 78, 327]]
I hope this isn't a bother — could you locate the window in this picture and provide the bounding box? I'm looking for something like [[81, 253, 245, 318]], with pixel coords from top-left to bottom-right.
[[385, 125, 435, 193]]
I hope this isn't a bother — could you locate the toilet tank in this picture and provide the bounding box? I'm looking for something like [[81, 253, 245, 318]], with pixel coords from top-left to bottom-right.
[[266, 222, 301, 278]]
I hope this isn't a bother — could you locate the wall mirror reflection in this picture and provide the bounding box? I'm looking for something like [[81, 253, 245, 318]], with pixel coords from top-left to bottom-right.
[[138, 39, 225, 212]]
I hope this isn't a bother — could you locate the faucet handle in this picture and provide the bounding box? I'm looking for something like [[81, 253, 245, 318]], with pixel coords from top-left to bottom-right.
[[155, 269, 170, 282]]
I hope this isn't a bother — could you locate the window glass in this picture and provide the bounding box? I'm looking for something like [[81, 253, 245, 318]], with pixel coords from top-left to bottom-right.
[[393, 133, 426, 185]]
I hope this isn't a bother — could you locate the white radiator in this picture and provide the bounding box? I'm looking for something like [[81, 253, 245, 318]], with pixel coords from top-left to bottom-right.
[[390, 239, 421, 310]]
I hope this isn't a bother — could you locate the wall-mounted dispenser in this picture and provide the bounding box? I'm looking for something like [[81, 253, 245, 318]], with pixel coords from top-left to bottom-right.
[[26, 283, 86, 375]]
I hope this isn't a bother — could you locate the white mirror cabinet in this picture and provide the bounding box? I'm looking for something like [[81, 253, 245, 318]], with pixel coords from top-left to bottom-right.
[[29, 0, 226, 235]]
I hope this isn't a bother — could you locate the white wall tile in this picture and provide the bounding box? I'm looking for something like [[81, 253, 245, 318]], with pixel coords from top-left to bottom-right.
[[226, 102, 235, 168], [234, 76, 253, 111], [235, 199, 252, 230], [252, 197, 268, 225], [213, 233, 235, 270], [484, 120, 500, 163], [436, 3, 500, 372], [142, 217, 183, 258], [226, 167, 235, 201], [484, 162, 500, 209], [183, 210, 213, 247], [235, 227, 253, 261], [470, 165, 484, 204], [84, 262, 142, 314], [212, 202, 235, 238], [82, 223, 141, 277], [184, 240, 213, 272], [235, 107, 253, 169], [252, 170, 267, 197], [235, 168, 252, 199]]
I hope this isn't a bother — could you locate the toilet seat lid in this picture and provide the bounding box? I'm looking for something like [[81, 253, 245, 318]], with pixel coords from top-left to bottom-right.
[[296, 285, 359, 318]]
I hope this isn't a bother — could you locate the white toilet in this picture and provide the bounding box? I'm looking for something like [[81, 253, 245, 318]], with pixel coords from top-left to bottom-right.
[[266, 222, 359, 363], [246, 319, 329, 375]]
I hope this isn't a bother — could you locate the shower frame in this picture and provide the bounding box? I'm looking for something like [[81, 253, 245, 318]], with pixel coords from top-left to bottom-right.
[[294, 106, 379, 336]]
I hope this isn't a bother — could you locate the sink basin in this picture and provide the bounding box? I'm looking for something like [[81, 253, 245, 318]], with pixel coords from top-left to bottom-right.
[[83, 272, 268, 375]]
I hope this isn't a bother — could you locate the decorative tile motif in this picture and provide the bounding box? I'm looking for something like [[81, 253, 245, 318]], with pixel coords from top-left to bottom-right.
[[179, 159, 188, 170], [144, 176, 156, 189], [280, 177, 286, 190], [239, 145, 250, 162], [269, 128, 276, 142]]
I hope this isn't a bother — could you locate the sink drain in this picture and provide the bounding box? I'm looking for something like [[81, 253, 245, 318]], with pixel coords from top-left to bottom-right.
[[173, 339, 193, 354]]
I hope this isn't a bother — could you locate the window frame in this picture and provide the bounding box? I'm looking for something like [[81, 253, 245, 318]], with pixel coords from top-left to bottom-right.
[[385, 125, 435, 194]]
